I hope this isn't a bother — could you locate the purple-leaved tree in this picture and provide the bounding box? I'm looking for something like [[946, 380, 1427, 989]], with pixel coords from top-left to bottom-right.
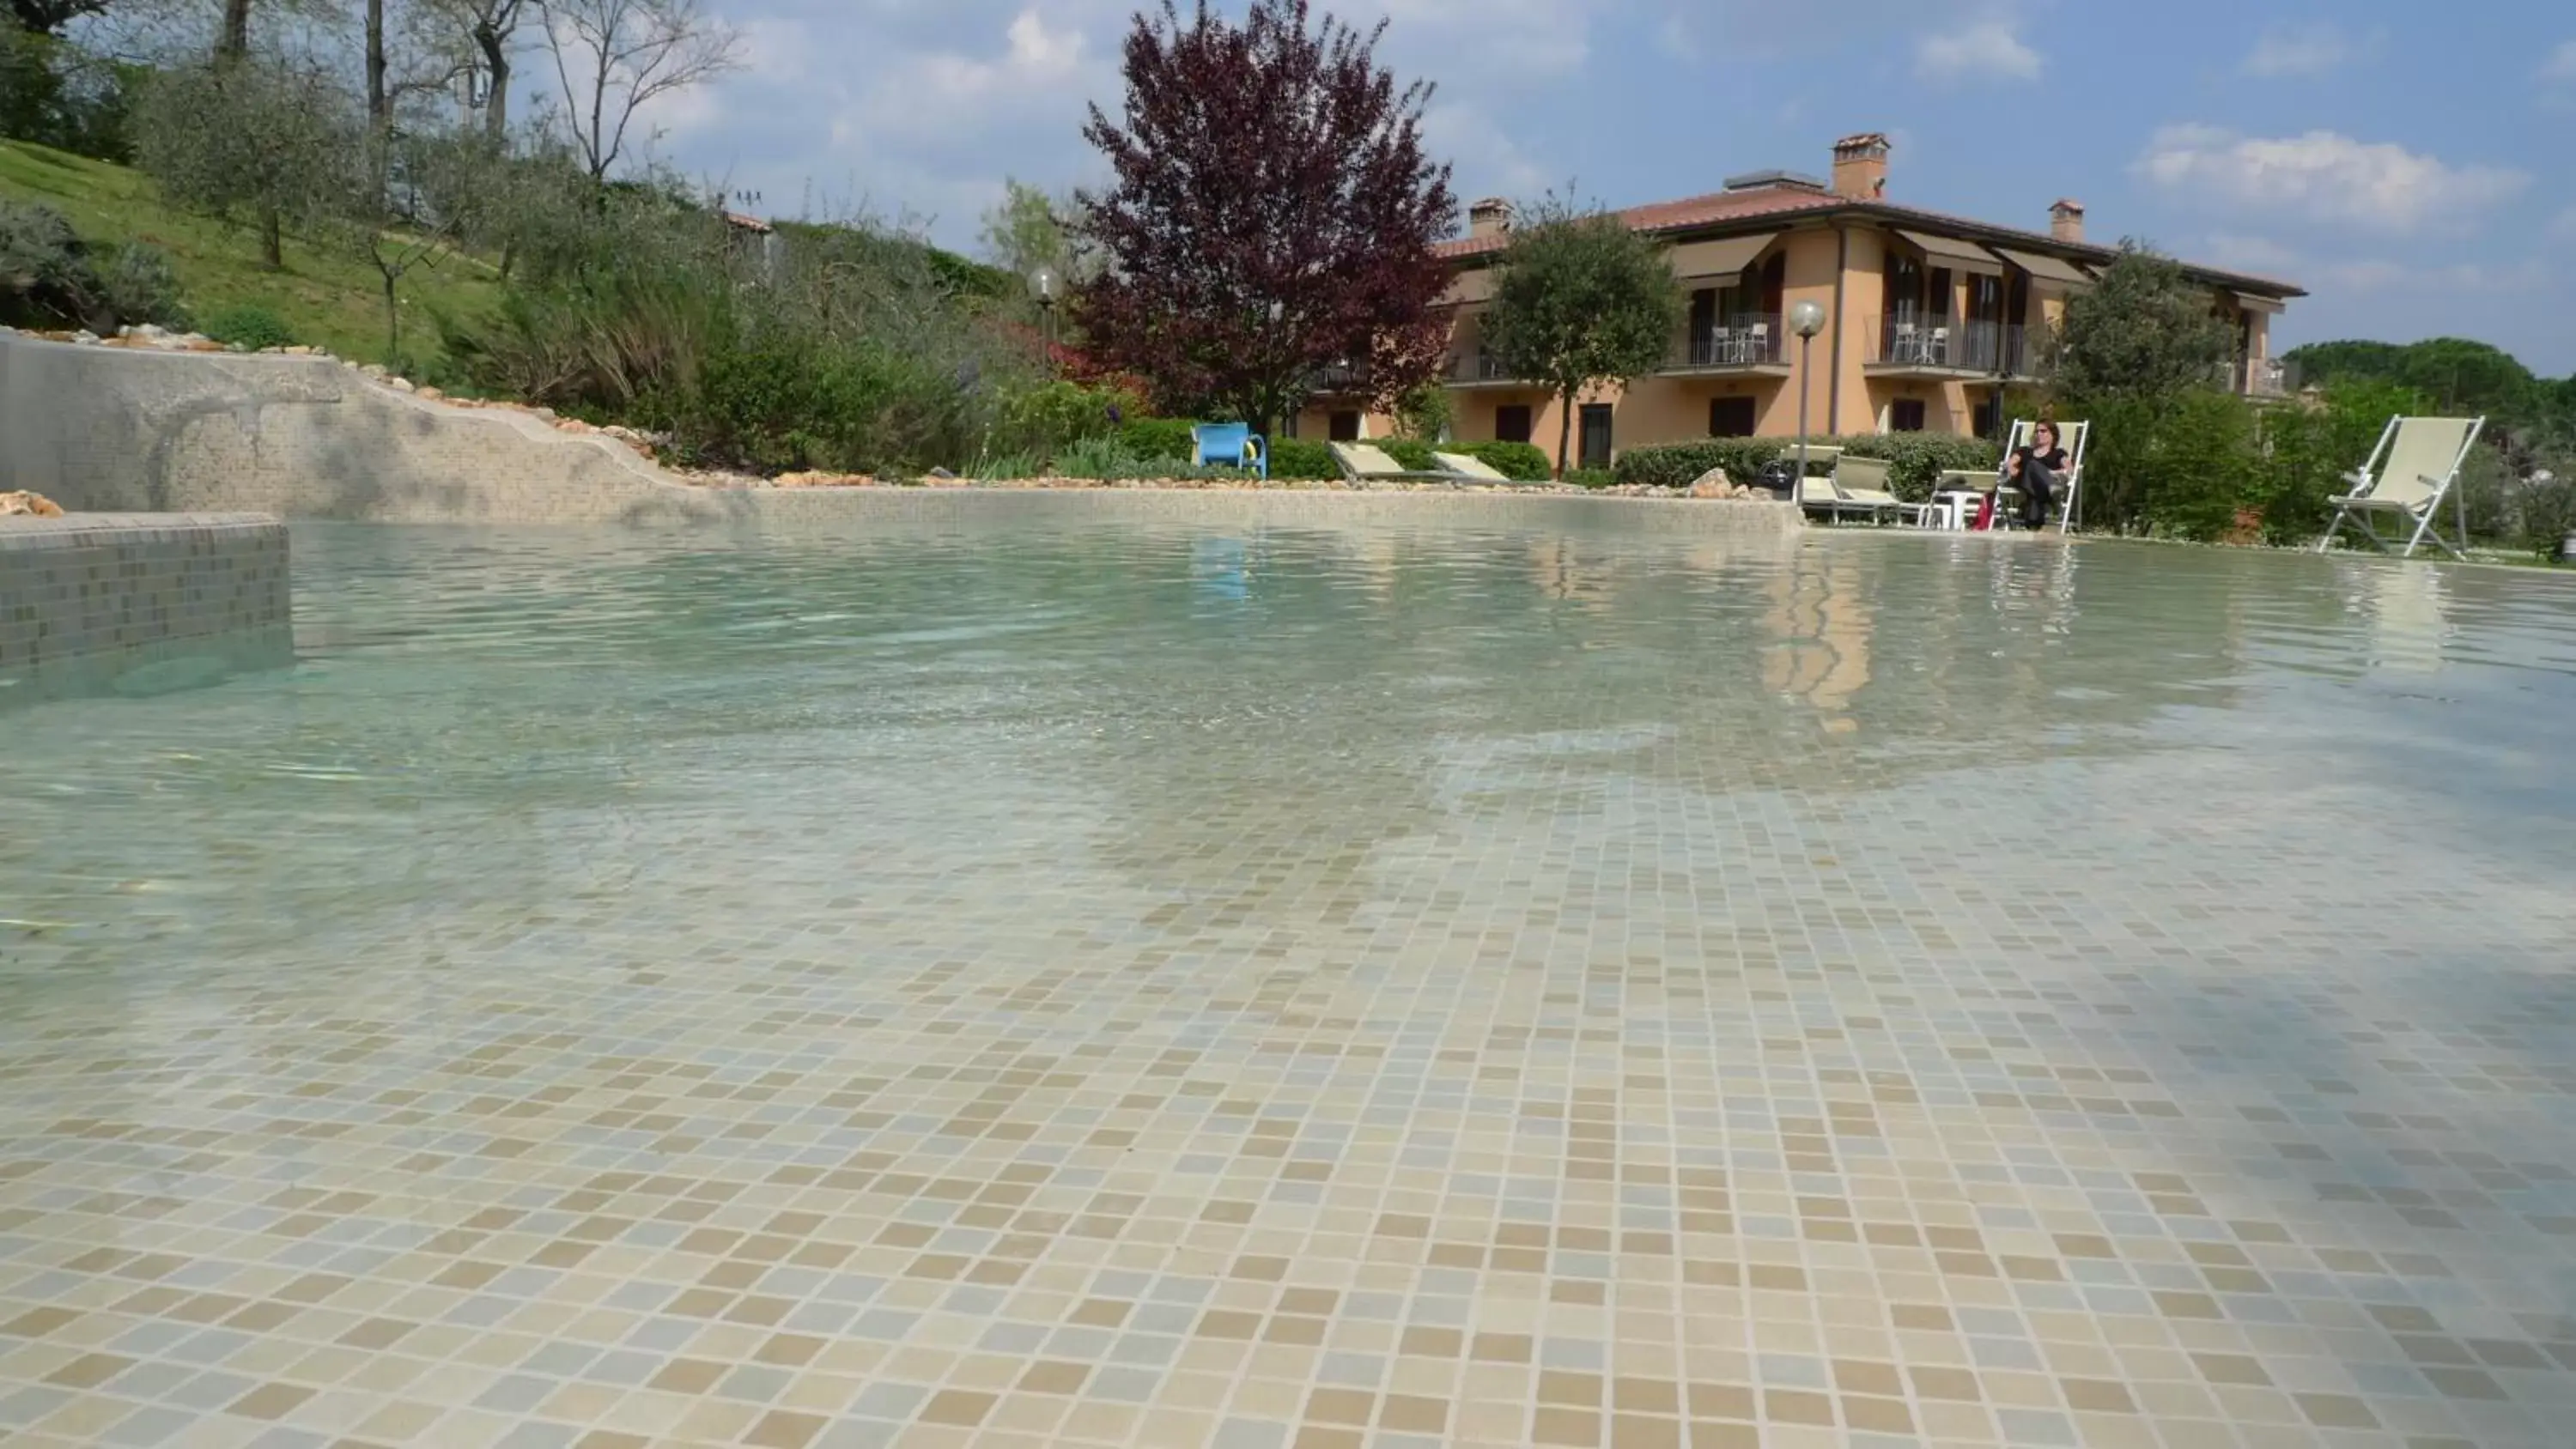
[[1076, 0, 1455, 438]]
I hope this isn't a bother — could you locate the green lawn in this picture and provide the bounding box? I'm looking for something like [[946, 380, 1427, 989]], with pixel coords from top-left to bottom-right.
[[0, 137, 503, 373]]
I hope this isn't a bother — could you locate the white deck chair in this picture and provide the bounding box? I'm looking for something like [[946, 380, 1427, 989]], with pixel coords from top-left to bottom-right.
[[1831, 456, 1925, 525], [1789, 448, 1880, 524], [1432, 451, 1515, 483], [1330, 441, 1458, 482], [1992, 419, 2090, 533], [2317, 415, 2485, 561]]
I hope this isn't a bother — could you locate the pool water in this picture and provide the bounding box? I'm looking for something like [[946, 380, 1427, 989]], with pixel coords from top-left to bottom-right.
[[3, 520, 2574, 1447]]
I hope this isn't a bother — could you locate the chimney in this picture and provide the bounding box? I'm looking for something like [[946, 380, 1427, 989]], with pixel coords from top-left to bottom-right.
[[1468, 197, 1514, 239], [2050, 198, 2086, 244], [1830, 132, 1889, 200]]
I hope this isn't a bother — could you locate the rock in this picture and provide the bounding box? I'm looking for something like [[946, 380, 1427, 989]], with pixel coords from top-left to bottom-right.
[[283, 345, 314, 355], [360, 363, 387, 379], [0, 490, 67, 518], [927, 466, 957, 479], [71, 330, 98, 344], [415, 385, 443, 401], [386, 377, 414, 392], [180, 337, 225, 352], [1686, 467, 1732, 499]]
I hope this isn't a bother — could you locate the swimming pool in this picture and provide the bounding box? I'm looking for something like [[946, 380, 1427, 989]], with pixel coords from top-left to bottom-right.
[[3, 520, 2573, 1446]]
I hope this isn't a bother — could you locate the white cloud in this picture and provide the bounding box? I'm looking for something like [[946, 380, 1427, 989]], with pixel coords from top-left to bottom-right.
[[1350, 0, 1611, 76], [2203, 233, 2302, 272], [2133, 126, 2529, 234], [1422, 101, 1548, 202], [2242, 21, 2375, 77], [1917, 18, 2039, 82], [2549, 207, 2576, 242], [2544, 41, 2576, 82]]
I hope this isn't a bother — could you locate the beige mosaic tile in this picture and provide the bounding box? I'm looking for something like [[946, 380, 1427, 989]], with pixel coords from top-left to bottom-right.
[[2, 524, 2573, 1446]]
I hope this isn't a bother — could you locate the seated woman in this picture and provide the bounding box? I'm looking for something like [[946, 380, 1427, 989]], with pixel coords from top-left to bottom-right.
[[2002, 421, 2069, 530]]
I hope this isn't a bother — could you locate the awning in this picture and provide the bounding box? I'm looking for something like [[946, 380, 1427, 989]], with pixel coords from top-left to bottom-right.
[[1898, 229, 2002, 275], [2232, 289, 2285, 314], [1666, 231, 1779, 281], [1994, 248, 2093, 287]]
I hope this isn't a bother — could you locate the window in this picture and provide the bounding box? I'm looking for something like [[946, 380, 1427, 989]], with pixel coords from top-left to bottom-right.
[[1891, 399, 1926, 433], [1495, 405, 1534, 444], [1578, 404, 1613, 471], [1327, 410, 1361, 441], [1972, 394, 2000, 441], [1709, 397, 1756, 438]]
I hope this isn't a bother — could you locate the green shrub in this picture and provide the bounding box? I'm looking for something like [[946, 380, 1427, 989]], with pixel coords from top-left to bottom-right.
[[2518, 475, 2576, 561], [1115, 416, 1198, 465], [973, 452, 1040, 481], [1564, 467, 1616, 489], [2136, 391, 2260, 541], [200, 303, 298, 351], [993, 379, 1139, 460], [0, 196, 98, 328], [1612, 439, 1783, 490], [1377, 439, 1439, 471], [93, 242, 186, 329], [1615, 434, 2000, 495], [1267, 437, 1336, 480]]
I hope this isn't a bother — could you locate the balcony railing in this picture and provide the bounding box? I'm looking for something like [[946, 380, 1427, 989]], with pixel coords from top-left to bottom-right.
[[1449, 350, 1525, 385], [2231, 357, 2300, 397], [1865, 318, 2036, 377], [1672, 313, 1786, 369]]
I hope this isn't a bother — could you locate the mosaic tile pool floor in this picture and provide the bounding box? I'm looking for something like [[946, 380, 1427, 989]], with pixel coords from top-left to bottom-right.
[[3, 521, 2574, 1448]]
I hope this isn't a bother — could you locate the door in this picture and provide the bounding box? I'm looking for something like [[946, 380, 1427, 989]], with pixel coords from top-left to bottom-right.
[[1578, 404, 1613, 471], [1708, 397, 1756, 438], [1495, 405, 1534, 444], [1327, 410, 1361, 441]]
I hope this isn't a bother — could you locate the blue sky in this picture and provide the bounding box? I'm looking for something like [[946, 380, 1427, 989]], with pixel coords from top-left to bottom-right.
[[647, 0, 2576, 374]]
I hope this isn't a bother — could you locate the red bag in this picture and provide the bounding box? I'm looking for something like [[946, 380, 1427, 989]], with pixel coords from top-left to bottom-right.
[[1972, 494, 1996, 530]]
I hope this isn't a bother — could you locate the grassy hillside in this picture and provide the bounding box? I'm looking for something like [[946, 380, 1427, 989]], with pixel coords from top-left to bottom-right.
[[0, 136, 503, 371]]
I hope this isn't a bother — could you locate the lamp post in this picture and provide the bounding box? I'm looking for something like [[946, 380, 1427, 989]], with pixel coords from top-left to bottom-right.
[[1788, 300, 1828, 489], [1029, 264, 1060, 373]]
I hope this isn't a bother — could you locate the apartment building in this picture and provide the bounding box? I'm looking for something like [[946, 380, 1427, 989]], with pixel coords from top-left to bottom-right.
[[1294, 135, 2304, 467]]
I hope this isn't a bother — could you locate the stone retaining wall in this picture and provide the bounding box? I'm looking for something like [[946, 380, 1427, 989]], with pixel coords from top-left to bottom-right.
[[0, 513, 291, 691], [3, 329, 1801, 536]]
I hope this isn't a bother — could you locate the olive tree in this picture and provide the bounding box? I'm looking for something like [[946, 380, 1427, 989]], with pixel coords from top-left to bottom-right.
[[133, 53, 356, 269]]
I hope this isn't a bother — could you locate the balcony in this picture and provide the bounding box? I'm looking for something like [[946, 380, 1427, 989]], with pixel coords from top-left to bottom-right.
[[2231, 357, 2300, 397], [1864, 318, 2037, 378], [1448, 350, 1532, 388], [1663, 313, 1789, 374]]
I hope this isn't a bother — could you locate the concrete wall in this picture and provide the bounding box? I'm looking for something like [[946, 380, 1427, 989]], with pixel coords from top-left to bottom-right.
[[0, 512, 290, 687], [0, 330, 1802, 533], [0, 329, 728, 524]]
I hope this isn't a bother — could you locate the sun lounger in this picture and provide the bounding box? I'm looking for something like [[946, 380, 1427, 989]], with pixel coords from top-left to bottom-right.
[[1331, 441, 1459, 482], [1432, 451, 1516, 483], [2316, 415, 2484, 560]]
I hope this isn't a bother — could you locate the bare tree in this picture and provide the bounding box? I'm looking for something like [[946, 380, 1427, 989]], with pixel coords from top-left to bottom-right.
[[536, 0, 738, 181], [408, 0, 528, 141]]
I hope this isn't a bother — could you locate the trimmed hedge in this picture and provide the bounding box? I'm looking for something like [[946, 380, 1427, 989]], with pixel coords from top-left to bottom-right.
[[1613, 433, 2000, 499], [1267, 438, 1336, 480]]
